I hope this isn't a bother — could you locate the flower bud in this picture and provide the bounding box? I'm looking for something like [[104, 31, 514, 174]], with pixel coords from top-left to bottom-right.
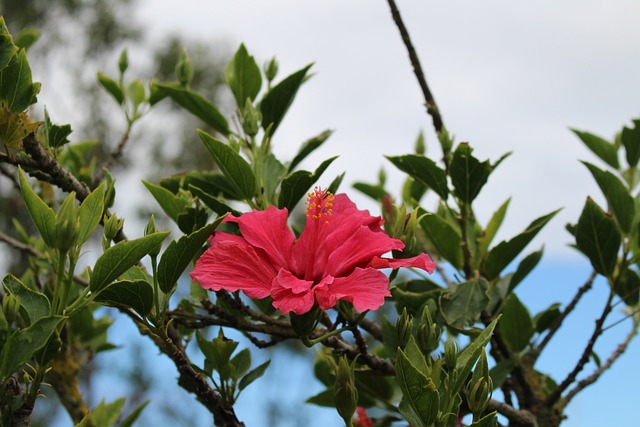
[[103, 214, 123, 242], [467, 349, 493, 416], [416, 306, 440, 355], [118, 48, 129, 74], [54, 193, 78, 252], [415, 130, 425, 155], [2, 293, 21, 324], [395, 308, 413, 349], [176, 48, 193, 86], [264, 57, 279, 83], [467, 376, 493, 415], [145, 215, 161, 257], [290, 307, 320, 339], [241, 98, 261, 137], [334, 355, 358, 426], [443, 338, 459, 371]]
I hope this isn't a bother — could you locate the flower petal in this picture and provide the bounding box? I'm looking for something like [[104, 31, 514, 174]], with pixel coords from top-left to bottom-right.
[[190, 232, 275, 299], [369, 253, 437, 274], [326, 226, 405, 277], [314, 268, 391, 311], [271, 269, 316, 315], [294, 194, 386, 280], [225, 205, 295, 270]]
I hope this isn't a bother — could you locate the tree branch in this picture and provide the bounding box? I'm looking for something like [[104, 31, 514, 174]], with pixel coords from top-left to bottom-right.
[[561, 324, 637, 408], [545, 291, 615, 405], [532, 270, 596, 361], [486, 399, 538, 427], [385, 0, 445, 133]]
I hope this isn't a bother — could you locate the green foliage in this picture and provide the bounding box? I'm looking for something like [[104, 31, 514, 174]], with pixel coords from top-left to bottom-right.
[[575, 198, 621, 277], [90, 232, 169, 293], [260, 64, 312, 134]]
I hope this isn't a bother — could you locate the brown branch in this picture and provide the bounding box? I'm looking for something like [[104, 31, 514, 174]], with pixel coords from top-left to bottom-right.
[[323, 336, 396, 376], [486, 399, 538, 427], [545, 292, 615, 405], [359, 317, 383, 341], [22, 133, 91, 200], [532, 270, 597, 361], [126, 311, 244, 426], [561, 325, 637, 408], [386, 0, 445, 133]]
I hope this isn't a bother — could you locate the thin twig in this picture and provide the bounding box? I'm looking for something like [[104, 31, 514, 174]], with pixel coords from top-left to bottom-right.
[[561, 325, 637, 408], [386, 0, 445, 133], [532, 271, 597, 361], [93, 128, 131, 186], [545, 291, 615, 405]]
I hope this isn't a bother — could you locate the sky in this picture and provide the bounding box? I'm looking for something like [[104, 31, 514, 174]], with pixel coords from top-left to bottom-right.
[[137, 0, 640, 261], [22, 0, 640, 426], [129, 1, 640, 426]]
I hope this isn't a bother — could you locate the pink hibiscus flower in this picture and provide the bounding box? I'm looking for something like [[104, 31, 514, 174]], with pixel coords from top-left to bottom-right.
[[190, 188, 435, 315]]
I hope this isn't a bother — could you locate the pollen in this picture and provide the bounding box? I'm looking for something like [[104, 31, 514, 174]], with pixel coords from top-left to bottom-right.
[[304, 186, 335, 223]]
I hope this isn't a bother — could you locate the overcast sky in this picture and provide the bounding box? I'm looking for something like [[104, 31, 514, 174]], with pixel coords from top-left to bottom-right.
[[137, 0, 640, 261]]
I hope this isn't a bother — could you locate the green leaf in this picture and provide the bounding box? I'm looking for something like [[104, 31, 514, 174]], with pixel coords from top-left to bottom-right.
[[277, 156, 337, 211], [0, 315, 65, 380], [575, 197, 621, 277], [478, 198, 510, 256], [489, 359, 515, 390], [143, 180, 190, 223], [90, 398, 126, 427], [582, 161, 635, 234], [534, 303, 561, 333], [189, 184, 241, 217], [225, 43, 262, 107], [13, 28, 40, 51], [90, 232, 169, 293], [239, 359, 271, 391], [0, 18, 17, 73], [440, 279, 489, 329], [420, 213, 463, 269], [230, 348, 252, 379], [288, 129, 333, 173], [97, 72, 124, 105], [621, 119, 640, 168], [508, 248, 543, 293], [615, 267, 640, 306], [93, 280, 154, 317], [499, 293, 534, 353], [306, 389, 335, 407], [120, 401, 150, 427], [198, 130, 256, 200], [483, 209, 560, 279], [449, 143, 492, 203], [470, 412, 498, 427], [154, 82, 230, 136], [157, 219, 223, 294], [259, 153, 286, 203], [196, 331, 238, 379], [18, 167, 57, 247], [403, 336, 429, 373], [572, 129, 619, 169], [3, 274, 50, 325], [386, 154, 448, 200], [77, 183, 105, 246], [396, 349, 439, 427], [451, 317, 499, 394], [260, 64, 312, 134], [353, 182, 387, 201], [0, 49, 38, 113]]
